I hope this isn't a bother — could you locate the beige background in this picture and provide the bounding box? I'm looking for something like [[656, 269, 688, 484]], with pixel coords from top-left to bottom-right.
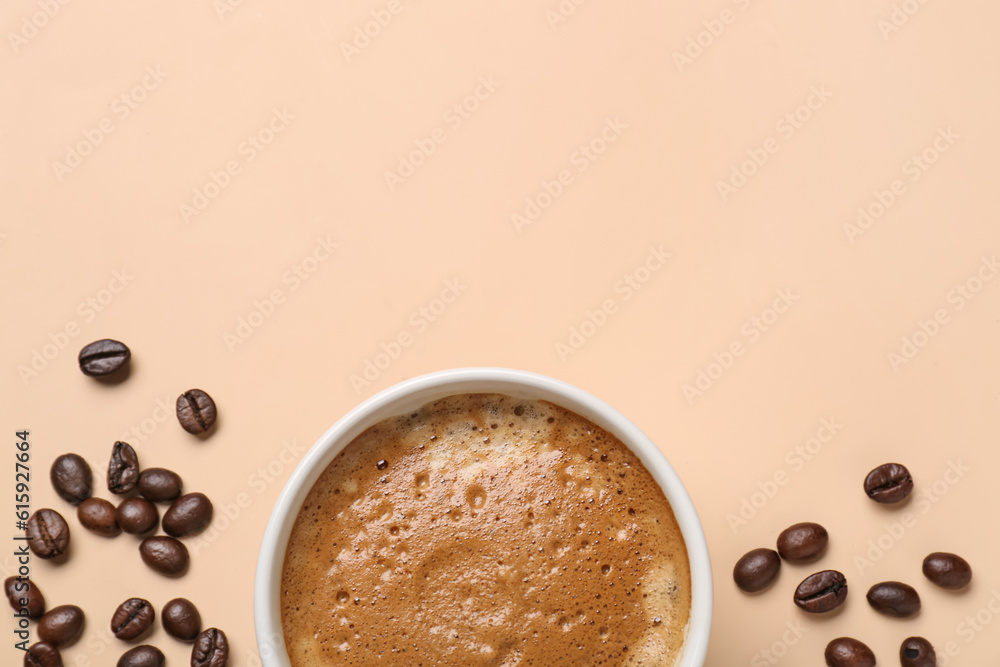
[[3, 0, 1000, 665]]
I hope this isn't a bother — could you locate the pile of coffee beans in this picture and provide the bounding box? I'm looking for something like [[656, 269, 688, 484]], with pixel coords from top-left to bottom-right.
[[5, 339, 229, 666], [734, 462, 973, 666], [29, 441, 214, 577]]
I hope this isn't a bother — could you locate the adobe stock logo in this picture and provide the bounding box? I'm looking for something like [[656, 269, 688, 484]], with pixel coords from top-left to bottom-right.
[[511, 117, 628, 232], [384, 76, 501, 192], [716, 86, 833, 202], [682, 288, 799, 404], [877, 0, 932, 40], [180, 107, 294, 222], [672, 0, 757, 73], [555, 246, 671, 361], [349, 278, 468, 394], [17, 269, 134, 385], [340, 0, 416, 62], [52, 66, 168, 182], [7, 0, 71, 53], [887, 255, 998, 372], [843, 126, 958, 244]]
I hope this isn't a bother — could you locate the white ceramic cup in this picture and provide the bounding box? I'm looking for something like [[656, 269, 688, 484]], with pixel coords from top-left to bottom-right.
[[254, 367, 713, 666]]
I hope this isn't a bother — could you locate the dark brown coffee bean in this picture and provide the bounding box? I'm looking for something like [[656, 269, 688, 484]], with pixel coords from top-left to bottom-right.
[[864, 462, 913, 503], [794, 570, 848, 613], [192, 627, 229, 667], [78, 339, 130, 377], [24, 642, 62, 667], [162, 598, 201, 641], [108, 441, 140, 495], [116, 498, 159, 535], [4, 576, 45, 618], [117, 646, 165, 667], [140, 536, 189, 577], [824, 637, 876, 667], [777, 522, 828, 562], [163, 493, 213, 537], [923, 552, 972, 590], [111, 598, 155, 640], [138, 468, 183, 503], [37, 605, 85, 647], [25, 509, 70, 559], [867, 581, 921, 617], [900, 636, 936, 667], [77, 498, 121, 537], [50, 454, 92, 505], [733, 548, 781, 593], [176, 389, 217, 435]]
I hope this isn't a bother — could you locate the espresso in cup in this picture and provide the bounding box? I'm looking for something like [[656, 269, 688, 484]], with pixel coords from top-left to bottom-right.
[[281, 393, 691, 666]]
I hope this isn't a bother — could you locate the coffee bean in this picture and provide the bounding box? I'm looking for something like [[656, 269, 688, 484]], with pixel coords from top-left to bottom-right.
[[37, 605, 85, 647], [777, 522, 828, 562], [794, 570, 848, 613], [162, 598, 201, 641], [111, 598, 155, 640], [24, 642, 62, 667], [192, 628, 229, 667], [900, 637, 936, 667], [117, 646, 164, 667], [922, 552, 972, 590], [50, 454, 92, 505], [4, 576, 45, 618], [77, 498, 121, 537], [733, 548, 781, 593], [824, 637, 876, 667], [867, 581, 921, 617], [108, 442, 140, 495], [163, 493, 213, 537], [864, 462, 913, 503], [138, 468, 183, 503], [139, 536, 189, 577], [78, 339, 130, 377], [116, 498, 159, 535], [176, 389, 217, 435], [25, 509, 70, 559]]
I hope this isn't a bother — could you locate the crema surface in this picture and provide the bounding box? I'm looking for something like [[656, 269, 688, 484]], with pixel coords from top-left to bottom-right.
[[281, 394, 691, 666]]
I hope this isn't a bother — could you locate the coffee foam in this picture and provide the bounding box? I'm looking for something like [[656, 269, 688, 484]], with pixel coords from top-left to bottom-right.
[[281, 393, 691, 666]]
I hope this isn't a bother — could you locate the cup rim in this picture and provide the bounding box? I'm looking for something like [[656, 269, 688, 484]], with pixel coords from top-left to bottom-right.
[[254, 367, 712, 666]]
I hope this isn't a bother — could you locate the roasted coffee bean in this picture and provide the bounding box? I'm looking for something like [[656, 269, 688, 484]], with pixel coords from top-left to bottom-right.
[[824, 637, 876, 667], [77, 498, 121, 537], [923, 552, 972, 590], [140, 536, 189, 576], [794, 570, 848, 613], [37, 605, 85, 647], [900, 636, 936, 667], [733, 548, 781, 593], [864, 462, 913, 503], [777, 522, 828, 562], [24, 642, 62, 667], [25, 509, 70, 559], [176, 389, 217, 435], [116, 498, 159, 535], [867, 581, 921, 617], [138, 468, 183, 503], [111, 598, 155, 640], [108, 441, 140, 495], [50, 454, 92, 505], [192, 628, 229, 667], [162, 598, 201, 641], [117, 646, 164, 667], [4, 576, 45, 618], [78, 339, 130, 377], [163, 493, 213, 537]]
